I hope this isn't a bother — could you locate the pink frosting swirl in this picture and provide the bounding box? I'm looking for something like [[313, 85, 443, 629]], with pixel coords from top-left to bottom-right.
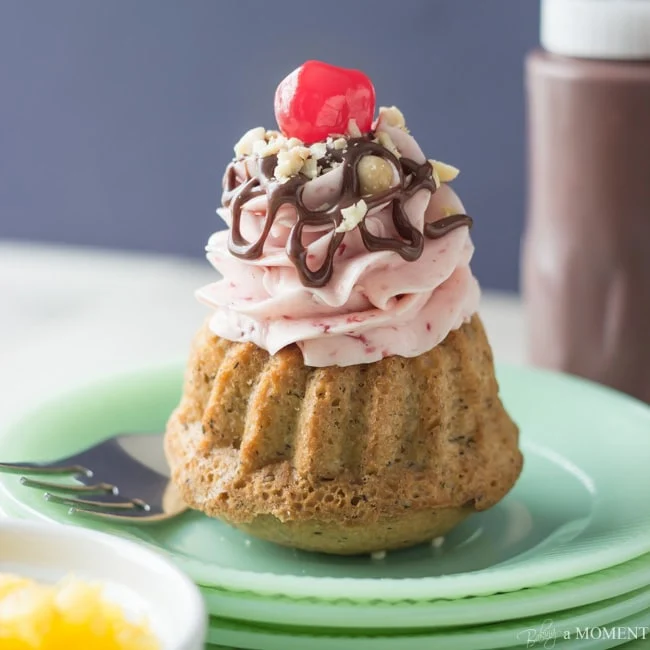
[[197, 123, 480, 367]]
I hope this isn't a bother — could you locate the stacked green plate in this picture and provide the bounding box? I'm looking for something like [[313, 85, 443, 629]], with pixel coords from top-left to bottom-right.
[[0, 364, 649, 649]]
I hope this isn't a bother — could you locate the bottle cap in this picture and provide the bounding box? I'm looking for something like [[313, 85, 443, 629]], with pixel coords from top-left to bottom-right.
[[542, 0, 650, 59]]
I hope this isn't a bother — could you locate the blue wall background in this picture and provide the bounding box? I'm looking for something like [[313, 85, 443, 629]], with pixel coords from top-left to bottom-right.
[[0, 1, 540, 291]]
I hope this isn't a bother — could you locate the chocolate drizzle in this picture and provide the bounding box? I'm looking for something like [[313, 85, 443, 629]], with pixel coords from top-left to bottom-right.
[[222, 135, 473, 288]]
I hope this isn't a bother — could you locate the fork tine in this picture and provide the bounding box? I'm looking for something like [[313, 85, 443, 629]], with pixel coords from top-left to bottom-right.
[[43, 493, 148, 511], [68, 506, 171, 523], [2, 432, 187, 523], [20, 477, 118, 495], [0, 462, 92, 477]]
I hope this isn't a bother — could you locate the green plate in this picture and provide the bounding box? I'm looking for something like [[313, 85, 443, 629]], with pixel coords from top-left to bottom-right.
[[197, 553, 650, 629], [204, 639, 650, 650], [206, 644, 650, 650], [0, 364, 649, 604], [204, 640, 650, 650], [2, 482, 648, 630], [205, 589, 650, 650]]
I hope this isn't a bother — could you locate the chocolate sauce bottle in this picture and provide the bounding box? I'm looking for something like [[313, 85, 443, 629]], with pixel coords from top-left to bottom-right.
[[523, 0, 650, 403]]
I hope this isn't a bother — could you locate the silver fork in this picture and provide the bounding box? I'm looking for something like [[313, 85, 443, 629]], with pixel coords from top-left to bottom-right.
[[0, 433, 187, 523]]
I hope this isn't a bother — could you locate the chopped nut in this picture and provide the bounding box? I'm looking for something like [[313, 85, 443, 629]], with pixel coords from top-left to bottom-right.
[[234, 127, 266, 158], [253, 137, 284, 158], [274, 148, 309, 180], [252, 139, 267, 155], [357, 155, 393, 196], [301, 157, 318, 179], [332, 137, 347, 150], [286, 137, 305, 149], [335, 200, 368, 233], [309, 142, 327, 160], [347, 119, 362, 138], [375, 131, 401, 158], [429, 159, 460, 183], [379, 106, 406, 129]]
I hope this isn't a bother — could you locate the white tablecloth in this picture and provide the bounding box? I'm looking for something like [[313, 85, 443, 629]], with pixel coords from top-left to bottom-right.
[[0, 240, 525, 434]]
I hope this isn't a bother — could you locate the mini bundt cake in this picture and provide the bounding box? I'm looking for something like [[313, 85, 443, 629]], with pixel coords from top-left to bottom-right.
[[165, 314, 521, 554], [164, 61, 523, 554]]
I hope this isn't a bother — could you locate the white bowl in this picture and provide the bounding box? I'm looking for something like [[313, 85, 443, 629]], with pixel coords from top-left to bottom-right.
[[0, 520, 206, 650]]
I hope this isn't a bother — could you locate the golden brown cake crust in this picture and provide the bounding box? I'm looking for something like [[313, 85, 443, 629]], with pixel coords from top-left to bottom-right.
[[164, 315, 523, 554]]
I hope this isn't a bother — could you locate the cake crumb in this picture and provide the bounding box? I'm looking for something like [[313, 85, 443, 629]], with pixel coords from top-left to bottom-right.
[[431, 536, 445, 549], [371, 550, 387, 560]]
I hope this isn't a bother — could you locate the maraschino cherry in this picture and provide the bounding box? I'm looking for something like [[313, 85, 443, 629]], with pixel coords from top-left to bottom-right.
[[274, 60, 376, 144]]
